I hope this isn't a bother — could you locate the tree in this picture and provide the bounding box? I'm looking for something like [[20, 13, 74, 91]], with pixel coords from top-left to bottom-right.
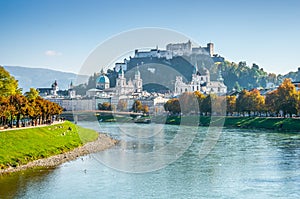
[[25, 88, 39, 100], [164, 98, 181, 114], [194, 91, 205, 114], [248, 89, 265, 116], [201, 94, 217, 116], [98, 102, 112, 111], [142, 105, 149, 114], [8, 94, 28, 127], [179, 92, 198, 114], [236, 89, 251, 116], [226, 96, 236, 116], [0, 96, 9, 126], [276, 78, 299, 117], [265, 90, 278, 116], [49, 101, 63, 122], [233, 81, 242, 92], [0, 68, 63, 127], [0, 66, 19, 97], [132, 100, 143, 112], [117, 99, 127, 111]]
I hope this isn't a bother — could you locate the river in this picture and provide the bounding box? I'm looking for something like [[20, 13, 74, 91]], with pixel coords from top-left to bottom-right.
[[1, 122, 300, 198]]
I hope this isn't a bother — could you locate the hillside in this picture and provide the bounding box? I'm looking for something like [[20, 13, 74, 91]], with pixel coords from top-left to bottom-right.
[[77, 56, 298, 93], [3, 66, 89, 92]]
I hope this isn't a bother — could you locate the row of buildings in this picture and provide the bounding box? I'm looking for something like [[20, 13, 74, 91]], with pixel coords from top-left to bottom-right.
[[36, 41, 265, 114], [38, 63, 227, 114]]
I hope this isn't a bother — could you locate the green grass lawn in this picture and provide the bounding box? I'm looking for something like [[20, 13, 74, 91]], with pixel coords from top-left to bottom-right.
[[0, 121, 98, 169]]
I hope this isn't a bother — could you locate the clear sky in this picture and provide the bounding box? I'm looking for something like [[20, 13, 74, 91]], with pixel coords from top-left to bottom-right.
[[1, 0, 299, 75]]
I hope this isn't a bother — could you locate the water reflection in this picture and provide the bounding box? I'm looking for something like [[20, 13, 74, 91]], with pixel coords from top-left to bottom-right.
[[0, 123, 299, 198], [0, 168, 54, 198]]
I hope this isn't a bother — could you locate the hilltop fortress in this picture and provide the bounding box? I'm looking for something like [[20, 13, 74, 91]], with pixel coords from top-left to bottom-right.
[[132, 40, 224, 62]]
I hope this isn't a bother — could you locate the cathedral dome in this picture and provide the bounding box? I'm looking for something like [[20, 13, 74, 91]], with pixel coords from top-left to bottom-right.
[[97, 75, 110, 84]]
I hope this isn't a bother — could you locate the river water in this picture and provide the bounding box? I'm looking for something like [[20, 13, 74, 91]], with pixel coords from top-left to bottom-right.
[[1, 122, 300, 199]]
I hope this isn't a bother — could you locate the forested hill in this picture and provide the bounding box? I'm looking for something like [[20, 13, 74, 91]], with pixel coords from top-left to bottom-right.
[[215, 61, 278, 91], [215, 61, 300, 91], [283, 69, 300, 82]]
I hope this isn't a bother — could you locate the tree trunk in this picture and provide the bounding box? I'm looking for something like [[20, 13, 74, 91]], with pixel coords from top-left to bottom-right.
[[16, 114, 21, 128]]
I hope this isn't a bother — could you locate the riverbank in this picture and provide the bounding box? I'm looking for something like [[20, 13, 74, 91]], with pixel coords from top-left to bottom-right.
[[96, 114, 300, 132], [165, 116, 300, 132], [0, 121, 117, 175]]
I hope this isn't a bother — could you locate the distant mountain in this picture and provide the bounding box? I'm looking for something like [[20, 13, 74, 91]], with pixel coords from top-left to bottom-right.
[[3, 66, 89, 92]]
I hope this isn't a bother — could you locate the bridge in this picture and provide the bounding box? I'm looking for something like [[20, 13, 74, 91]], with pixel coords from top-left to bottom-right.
[[62, 110, 143, 116]]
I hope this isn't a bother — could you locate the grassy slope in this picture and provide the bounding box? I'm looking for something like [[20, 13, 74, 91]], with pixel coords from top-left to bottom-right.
[[0, 121, 98, 169], [224, 117, 300, 131]]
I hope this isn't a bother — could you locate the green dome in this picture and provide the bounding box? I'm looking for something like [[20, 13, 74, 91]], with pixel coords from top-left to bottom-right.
[[97, 75, 109, 84]]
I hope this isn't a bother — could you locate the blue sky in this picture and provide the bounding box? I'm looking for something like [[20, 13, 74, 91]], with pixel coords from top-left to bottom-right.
[[1, 0, 299, 75]]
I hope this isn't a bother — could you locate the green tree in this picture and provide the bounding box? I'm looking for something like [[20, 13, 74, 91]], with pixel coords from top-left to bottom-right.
[[25, 88, 39, 100], [0, 66, 19, 97]]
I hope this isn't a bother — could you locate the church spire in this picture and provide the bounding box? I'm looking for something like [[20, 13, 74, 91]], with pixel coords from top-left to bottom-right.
[[100, 68, 104, 74]]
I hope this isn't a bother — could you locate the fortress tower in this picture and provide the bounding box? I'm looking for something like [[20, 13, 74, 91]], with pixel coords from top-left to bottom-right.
[[206, 43, 214, 57]]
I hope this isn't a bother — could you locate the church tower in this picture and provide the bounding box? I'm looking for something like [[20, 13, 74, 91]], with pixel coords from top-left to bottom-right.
[[116, 68, 125, 86], [116, 68, 126, 95], [68, 81, 76, 98], [133, 66, 142, 92], [51, 80, 59, 96]]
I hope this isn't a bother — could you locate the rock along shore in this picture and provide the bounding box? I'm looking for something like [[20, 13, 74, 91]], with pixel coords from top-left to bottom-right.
[[0, 133, 117, 175]]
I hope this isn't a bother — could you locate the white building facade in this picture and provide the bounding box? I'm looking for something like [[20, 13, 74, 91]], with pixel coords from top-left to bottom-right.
[[174, 67, 227, 96], [115, 68, 143, 95]]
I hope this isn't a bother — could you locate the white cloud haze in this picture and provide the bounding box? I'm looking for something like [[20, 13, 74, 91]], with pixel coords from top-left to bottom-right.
[[45, 50, 62, 56]]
